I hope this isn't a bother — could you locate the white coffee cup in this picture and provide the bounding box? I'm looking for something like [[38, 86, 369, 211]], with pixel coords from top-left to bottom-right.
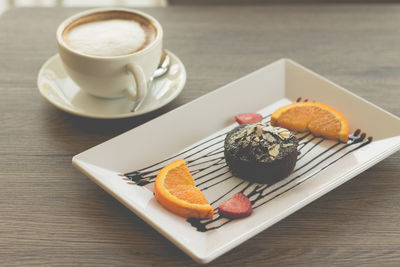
[[56, 8, 163, 102]]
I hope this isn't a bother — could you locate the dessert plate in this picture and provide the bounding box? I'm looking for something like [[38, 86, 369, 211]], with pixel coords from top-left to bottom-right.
[[37, 49, 186, 119], [72, 59, 400, 263]]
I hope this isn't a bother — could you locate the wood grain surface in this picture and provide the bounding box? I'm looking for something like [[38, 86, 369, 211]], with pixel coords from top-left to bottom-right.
[[0, 5, 399, 266]]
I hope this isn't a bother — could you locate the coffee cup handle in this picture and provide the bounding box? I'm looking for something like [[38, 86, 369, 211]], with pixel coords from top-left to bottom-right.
[[124, 63, 147, 102]]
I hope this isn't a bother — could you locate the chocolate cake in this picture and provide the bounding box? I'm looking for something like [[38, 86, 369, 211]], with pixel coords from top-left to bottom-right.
[[224, 123, 298, 184]]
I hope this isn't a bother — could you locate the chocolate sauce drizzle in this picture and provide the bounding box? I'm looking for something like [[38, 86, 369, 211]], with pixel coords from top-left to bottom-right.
[[121, 100, 373, 232]]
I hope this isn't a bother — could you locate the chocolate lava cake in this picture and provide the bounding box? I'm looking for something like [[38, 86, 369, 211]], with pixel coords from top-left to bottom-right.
[[224, 123, 298, 184]]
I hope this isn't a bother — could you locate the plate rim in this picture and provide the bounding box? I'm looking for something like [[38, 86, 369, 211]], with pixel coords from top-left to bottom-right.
[[73, 140, 400, 264], [72, 58, 400, 264]]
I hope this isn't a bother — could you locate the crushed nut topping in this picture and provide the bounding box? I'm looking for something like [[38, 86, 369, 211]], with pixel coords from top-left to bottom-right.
[[268, 144, 280, 158], [226, 122, 297, 163], [278, 130, 291, 140]]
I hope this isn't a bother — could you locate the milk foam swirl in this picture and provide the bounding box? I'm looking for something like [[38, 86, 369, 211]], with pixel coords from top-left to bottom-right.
[[65, 19, 149, 57]]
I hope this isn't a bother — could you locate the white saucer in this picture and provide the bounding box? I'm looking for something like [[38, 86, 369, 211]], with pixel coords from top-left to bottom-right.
[[37, 50, 186, 119]]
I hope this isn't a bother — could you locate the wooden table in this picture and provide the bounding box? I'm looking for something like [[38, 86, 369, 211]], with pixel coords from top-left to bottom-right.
[[1, 5, 399, 266]]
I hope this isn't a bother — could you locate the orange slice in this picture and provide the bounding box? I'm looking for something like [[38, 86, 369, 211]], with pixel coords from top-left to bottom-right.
[[154, 159, 214, 219], [270, 102, 349, 142]]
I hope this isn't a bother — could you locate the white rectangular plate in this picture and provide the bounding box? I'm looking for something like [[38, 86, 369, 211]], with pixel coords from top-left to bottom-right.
[[73, 59, 400, 264]]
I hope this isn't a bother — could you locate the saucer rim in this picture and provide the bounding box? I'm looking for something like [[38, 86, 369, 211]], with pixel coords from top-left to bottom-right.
[[37, 49, 186, 119]]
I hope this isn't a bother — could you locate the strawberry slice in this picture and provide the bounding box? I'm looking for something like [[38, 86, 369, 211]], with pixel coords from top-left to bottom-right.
[[218, 193, 252, 219], [235, 113, 262, 124]]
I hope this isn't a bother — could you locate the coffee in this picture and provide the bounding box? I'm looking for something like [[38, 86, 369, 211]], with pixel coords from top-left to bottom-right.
[[62, 11, 157, 57]]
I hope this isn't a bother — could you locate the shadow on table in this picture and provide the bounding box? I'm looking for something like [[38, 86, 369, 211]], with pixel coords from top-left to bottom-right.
[[67, 107, 168, 136], [40, 98, 182, 155], [55, 100, 177, 136]]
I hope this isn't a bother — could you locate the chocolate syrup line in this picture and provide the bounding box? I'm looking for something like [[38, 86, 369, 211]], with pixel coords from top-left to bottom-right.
[[294, 133, 364, 175], [124, 172, 156, 186], [293, 142, 342, 173], [297, 132, 313, 141], [351, 129, 361, 138], [127, 156, 227, 186], [199, 175, 234, 191], [132, 115, 271, 174], [122, 117, 373, 231], [298, 136, 319, 148], [196, 170, 232, 187], [192, 150, 225, 162], [126, 135, 351, 187], [247, 185, 270, 206], [129, 157, 226, 187], [188, 212, 231, 232], [204, 219, 233, 232], [206, 146, 225, 155], [124, 115, 308, 181], [252, 137, 372, 210], [185, 143, 225, 164], [184, 139, 225, 161], [293, 135, 367, 178], [254, 135, 366, 204], [243, 184, 271, 206], [210, 181, 246, 206], [189, 138, 371, 232], [124, 169, 155, 179], [196, 147, 224, 159], [193, 163, 228, 180], [126, 114, 274, 176], [187, 133, 371, 232], [298, 131, 364, 169], [118, 99, 372, 232], [204, 148, 225, 156], [248, 184, 270, 198], [298, 132, 359, 154], [127, 160, 226, 186], [191, 157, 226, 174], [187, 214, 231, 232], [122, 111, 361, 189], [133, 135, 351, 190], [130, 177, 155, 186], [190, 157, 225, 172], [124, 132, 359, 187], [297, 138, 326, 161], [240, 182, 254, 193], [187, 156, 225, 174], [252, 180, 304, 209], [125, 111, 302, 179], [129, 132, 227, 174], [297, 132, 360, 162], [124, 138, 225, 181]]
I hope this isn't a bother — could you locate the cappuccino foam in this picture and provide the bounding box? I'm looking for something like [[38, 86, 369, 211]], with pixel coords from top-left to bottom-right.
[[64, 16, 155, 57]]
